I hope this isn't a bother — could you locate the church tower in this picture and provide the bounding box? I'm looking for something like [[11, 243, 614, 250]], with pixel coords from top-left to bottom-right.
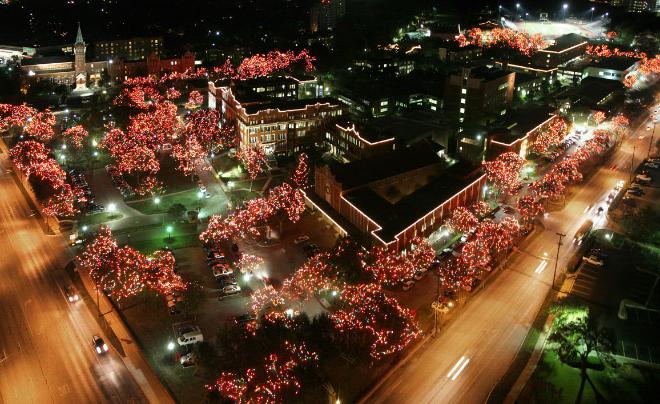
[[73, 23, 87, 90]]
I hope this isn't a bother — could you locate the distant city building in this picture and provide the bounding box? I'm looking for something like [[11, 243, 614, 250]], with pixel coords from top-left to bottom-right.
[[107, 51, 195, 82], [0, 45, 35, 65], [94, 37, 163, 61], [309, 141, 487, 251], [324, 119, 396, 162], [627, 0, 651, 12], [20, 24, 105, 87], [514, 72, 544, 100], [208, 81, 343, 156], [353, 54, 415, 76], [554, 77, 625, 122], [444, 66, 515, 126], [310, 0, 346, 32]]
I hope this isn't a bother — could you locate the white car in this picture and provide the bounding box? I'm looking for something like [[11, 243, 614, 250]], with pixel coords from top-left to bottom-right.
[[402, 280, 415, 291], [614, 180, 624, 191], [582, 255, 605, 267], [635, 174, 652, 182], [92, 335, 109, 355], [64, 285, 80, 303], [212, 264, 233, 278], [293, 235, 310, 245], [220, 284, 241, 296]]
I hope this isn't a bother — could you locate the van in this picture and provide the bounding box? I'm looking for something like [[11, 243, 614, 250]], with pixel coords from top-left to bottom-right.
[[177, 327, 203, 346]]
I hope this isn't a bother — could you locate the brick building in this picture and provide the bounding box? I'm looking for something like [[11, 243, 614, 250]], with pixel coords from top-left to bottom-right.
[[108, 51, 195, 82], [208, 81, 343, 155], [309, 141, 487, 251]]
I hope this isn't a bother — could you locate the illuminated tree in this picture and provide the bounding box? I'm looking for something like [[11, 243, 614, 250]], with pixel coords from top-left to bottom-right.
[[283, 253, 339, 301], [62, 125, 89, 149], [470, 201, 491, 218], [236, 253, 264, 275], [0, 103, 37, 133], [145, 250, 187, 296], [237, 144, 268, 190], [516, 195, 544, 226], [42, 184, 78, 217], [206, 341, 318, 404], [531, 118, 569, 155], [364, 245, 416, 286], [483, 151, 525, 196], [592, 111, 606, 125], [24, 109, 56, 142], [332, 283, 420, 360], [9, 140, 50, 176], [249, 285, 285, 315], [165, 87, 181, 100], [187, 90, 204, 108], [290, 153, 309, 189], [447, 206, 478, 233], [172, 136, 207, 176]]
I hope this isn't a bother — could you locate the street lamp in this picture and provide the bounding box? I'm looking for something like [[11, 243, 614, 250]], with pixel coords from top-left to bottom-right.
[[590, 6, 595, 21], [167, 341, 175, 351], [562, 3, 568, 21], [107, 203, 116, 213], [516, 2, 520, 17], [166, 225, 173, 243], [154, 196, 161, 204]]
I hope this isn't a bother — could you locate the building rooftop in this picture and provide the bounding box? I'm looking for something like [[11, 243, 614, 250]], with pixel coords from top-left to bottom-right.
[[587, 56, 638, 72], [489, 105, 557, 145], [344, 161, 482, 242], [22, 55, 73, 66], [556, 77, 624, 107], [540, 33, 587, 53], [243, 97, 340, 114], [328, 140, 444, 190], [466, 65, 513, 81], [515, 71, 542, 85]]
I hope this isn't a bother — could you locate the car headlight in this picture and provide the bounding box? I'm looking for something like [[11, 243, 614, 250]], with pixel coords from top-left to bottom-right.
[[74, 295, 79, 301], [96, 347, 102, 354], [103, 344, 109, 352], [68, 296, 74, 302]]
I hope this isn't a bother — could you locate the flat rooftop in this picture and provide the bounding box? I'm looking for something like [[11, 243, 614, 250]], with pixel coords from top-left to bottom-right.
[[489, 105, 557, 144], [540, 33, 587, 53], [587, 56, 638, 72], [243, 97, 340, 114]]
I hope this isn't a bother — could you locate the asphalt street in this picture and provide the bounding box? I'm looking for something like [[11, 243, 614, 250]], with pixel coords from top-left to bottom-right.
[[363, 113, 653, 404], [0, 157, 146, 404]]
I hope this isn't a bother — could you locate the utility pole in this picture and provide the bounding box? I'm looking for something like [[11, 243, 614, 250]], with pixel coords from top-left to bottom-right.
[[629, 145, 637, 182], [649, 122, 656, 158], [552, 232, 566, 291]]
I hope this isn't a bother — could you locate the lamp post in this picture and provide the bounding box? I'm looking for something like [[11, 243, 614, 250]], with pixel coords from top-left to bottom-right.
[[552, 232, 566, 291], [630, 145, 637, 182], [562, 3, 568, 21], [516, 2, 520, 18], [498, 4, 502, 19], [590, 6, 595, 21], [166, 225, 173, 243]]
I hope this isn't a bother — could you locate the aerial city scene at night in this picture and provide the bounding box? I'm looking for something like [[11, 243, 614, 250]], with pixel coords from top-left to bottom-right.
[[1, 0, 659, 403]]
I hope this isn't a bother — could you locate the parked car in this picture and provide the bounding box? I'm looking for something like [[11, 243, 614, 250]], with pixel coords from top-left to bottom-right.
[[582, 255, 605, 267], [64, 285, 80, 303], [645, 162, 659, 169], [220, 284, 241, 297], [293, 235, 310, 245], [232, 314, 256, 324], [614, 180, 624, 191], [626, 188, 644, 197], [212, 264, 233, 278], [92, 335, 109, 354], [177, 326, 204, 346], [636, 174, 652, 182], [179, 352, 195, 367]]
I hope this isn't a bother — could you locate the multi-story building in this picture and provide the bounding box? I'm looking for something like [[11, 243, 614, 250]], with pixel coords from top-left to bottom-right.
[[107, 51, 195, 82], [531, 33, 588, 69], [444, 66, 515, 125], [438, 44, 483, 64], [208, 81, 343, 155], [324, 120, 396, 162], [310, 0, 346, 32], [94, 37, 163, 61], [583, 56, 639, 83], [353, 54, 415, 76], [515, 72, 544, 100], [627, 0, 650, 12]]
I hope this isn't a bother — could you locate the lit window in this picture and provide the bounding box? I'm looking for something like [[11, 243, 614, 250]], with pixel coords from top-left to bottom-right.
[[460, 98, 466, 104], [460, 108, 465, 114], [461, 88, 467, 94]]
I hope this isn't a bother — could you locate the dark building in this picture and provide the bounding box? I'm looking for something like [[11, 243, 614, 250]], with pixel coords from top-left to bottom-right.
[[531, 33, 588, 69]]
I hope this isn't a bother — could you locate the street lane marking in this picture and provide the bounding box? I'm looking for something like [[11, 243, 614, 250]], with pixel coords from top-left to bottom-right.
[[451, 358, 470, 381], [447, 356, 466, 379], [534, 260, 548, 274]]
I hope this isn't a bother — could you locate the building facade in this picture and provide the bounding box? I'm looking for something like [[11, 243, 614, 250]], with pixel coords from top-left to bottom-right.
[[108, 51, 195, 82], [208, 82, 343, 155], [324, 121, 396, 161], [444, 66, 515, 125], [310, 0, 346, 32], [94, 37, 163, 61], [531, 33, 588, 69]]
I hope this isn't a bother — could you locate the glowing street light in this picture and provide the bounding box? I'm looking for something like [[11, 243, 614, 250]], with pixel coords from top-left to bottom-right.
[[167, 341, 175, 351], [166, 225, 173, 242], [107, 203, 116, 213], [562, 3, 568, 20], [154, 196, 161, 204]]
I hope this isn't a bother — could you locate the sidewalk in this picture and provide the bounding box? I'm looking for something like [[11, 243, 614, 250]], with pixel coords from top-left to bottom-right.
[[77, 266, 175, 404]]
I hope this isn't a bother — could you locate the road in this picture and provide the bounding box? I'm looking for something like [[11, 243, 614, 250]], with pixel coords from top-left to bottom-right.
[[363, 112, 655, 404], [0, 157, 146, 404]]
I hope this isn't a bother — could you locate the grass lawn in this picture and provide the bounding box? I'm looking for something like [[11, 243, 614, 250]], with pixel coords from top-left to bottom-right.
[[128, 189, 206, 215], [128, 232, 201, 255], [520, 350, 660, 403], [211, 156, 244, 179]]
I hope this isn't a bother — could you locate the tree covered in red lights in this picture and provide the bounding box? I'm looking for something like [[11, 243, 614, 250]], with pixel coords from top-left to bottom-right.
[[447, 206, 478, 233], [187, 90, 204, 107], [531, 118, 569, 155], [9, 140, 50, 176], [457, 27, 545, 56], [331, 283, 420, 361], [206, 341, 318, 404], [0, 103, 37, 133], [24, 109, 56, 142], [237, 144, 268, 190], [236, 253, 265, 275], [62, 125, 89, 149], [592, 111, 606, 125], [483, 151, 525, 196], [516, 195, 544, 227], [42, 183, 78, 217], [290, 153, 309, 189]]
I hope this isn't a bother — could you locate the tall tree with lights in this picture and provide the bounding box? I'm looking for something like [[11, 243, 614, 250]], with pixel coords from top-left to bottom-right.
[[62, 125, 89, 149], [290, 153, 309, 189], [237, 144, 268, 191]]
